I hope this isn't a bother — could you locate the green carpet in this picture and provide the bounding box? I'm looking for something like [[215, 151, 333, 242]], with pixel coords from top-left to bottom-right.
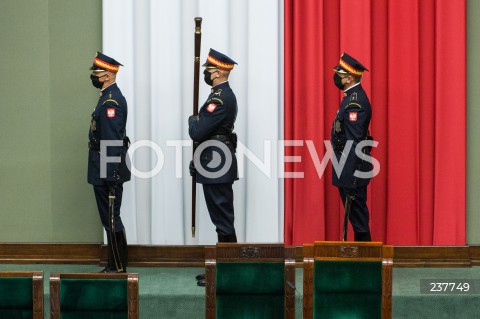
[[393, 267, 480, 319], [1, 264, 480, 318]]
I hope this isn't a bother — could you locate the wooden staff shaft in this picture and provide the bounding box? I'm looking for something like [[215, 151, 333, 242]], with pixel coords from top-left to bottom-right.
[[191, 17, 202, 238]]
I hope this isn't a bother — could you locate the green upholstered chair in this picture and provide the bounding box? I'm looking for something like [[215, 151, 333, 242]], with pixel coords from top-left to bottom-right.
[[205, 243, 296, 319], [50, 272, 139, 319], [0, 271, 44, 319], [303, 241, 393, 319]]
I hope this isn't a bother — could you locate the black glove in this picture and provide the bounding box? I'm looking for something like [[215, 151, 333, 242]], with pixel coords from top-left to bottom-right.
[[189, 160, 196, 177], [106, 172, 120, 190], [188, 115, 199, 126], [106, 180, 117, 194], [231, 132, 238, 151]]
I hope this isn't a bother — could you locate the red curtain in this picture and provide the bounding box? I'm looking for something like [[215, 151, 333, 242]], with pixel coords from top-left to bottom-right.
[[284, 0, 466, 245]]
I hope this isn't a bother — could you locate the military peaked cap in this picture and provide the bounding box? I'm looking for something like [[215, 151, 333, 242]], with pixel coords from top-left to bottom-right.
[[333, 52, 368, 76], [202, 48, 237, 71], [90, 52, 123, 73]]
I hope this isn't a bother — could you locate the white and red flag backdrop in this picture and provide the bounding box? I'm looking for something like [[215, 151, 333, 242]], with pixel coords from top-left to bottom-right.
[[104, 0, 466, 246]]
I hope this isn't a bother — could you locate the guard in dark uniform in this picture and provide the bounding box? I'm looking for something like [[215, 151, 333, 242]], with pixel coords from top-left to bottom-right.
[[88, 52, 131, 272], [189, 49, 239, 244], [331, 52, 374, 242], [189, 49, 238, 286]]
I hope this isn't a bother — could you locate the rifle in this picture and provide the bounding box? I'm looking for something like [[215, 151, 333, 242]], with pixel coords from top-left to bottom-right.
[[191, 17, 202, 238]]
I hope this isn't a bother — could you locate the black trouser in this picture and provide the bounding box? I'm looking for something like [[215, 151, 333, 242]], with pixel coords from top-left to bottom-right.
[[93, 184, 125, 232], [339, 186, 371, 239], [93, 184, 128, 269], [202, 182, 236, 241]]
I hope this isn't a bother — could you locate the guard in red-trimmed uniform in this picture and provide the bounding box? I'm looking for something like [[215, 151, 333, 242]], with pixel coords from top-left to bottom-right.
[[189, 49, 239, 242], [88, 52, 130, 272], [189, 49, 239, 286], [331, 52, 374, 242]]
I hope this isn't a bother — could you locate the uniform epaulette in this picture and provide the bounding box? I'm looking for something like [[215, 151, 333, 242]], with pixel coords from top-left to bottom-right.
[[345, 102, 362, 109], [102, 99, 119, 106]]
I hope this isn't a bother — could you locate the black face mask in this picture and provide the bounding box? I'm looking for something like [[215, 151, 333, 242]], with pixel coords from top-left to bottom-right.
[[203, 69, 215, 86], [90, 74, 106, 89], [333, 73, 345, 90]]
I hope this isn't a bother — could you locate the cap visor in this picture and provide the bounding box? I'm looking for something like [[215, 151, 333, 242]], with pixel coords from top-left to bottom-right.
[[202, 62, 217, 69], [333, 65, 348, 74], [90, 65, 106, 72]]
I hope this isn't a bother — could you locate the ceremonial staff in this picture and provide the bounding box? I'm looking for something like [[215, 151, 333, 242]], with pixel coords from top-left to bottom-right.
[[191, 17, 202, 238]]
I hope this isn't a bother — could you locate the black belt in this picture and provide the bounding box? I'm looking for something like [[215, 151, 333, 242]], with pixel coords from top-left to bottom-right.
[[89, 137, 130, 151], [209, 135, 230, 143]]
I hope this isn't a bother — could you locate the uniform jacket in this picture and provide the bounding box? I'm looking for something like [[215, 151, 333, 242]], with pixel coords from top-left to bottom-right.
[[189, 81, 238, 184], [331, 83, 373, 189], [88, 83, 131, 185]]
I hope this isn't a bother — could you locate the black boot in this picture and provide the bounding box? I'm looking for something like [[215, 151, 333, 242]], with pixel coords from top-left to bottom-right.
[[196, 273, 206, 286], [116, 229, 128, 272], [218, 232, 237, 243], [354, 231, 371, 242], [102, 231, 127, 273], [101, 233, 115, 273]]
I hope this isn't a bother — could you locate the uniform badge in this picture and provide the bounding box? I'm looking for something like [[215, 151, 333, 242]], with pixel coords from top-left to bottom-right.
[[349, 112, 358, 122], [107, 108, 116, 118], [206, 103, 217, 113], [335, 120, 341, 132], [350, 92, 358, 101], [214, 89, 222, 96]]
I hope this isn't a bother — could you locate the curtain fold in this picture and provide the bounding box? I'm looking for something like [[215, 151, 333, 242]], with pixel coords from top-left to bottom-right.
[[284, 0, 466, 245], [433, 0, 466, 244]]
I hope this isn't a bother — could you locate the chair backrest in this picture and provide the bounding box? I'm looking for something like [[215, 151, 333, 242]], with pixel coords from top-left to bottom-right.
[[50, 272, 139, 319], [205, 243, 296, 319], [0, 271, 43, 319], [303, 241, 393, 319]]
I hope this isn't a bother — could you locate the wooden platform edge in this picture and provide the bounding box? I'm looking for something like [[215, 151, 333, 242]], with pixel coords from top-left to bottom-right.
[[0, 244, 479, 268]]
